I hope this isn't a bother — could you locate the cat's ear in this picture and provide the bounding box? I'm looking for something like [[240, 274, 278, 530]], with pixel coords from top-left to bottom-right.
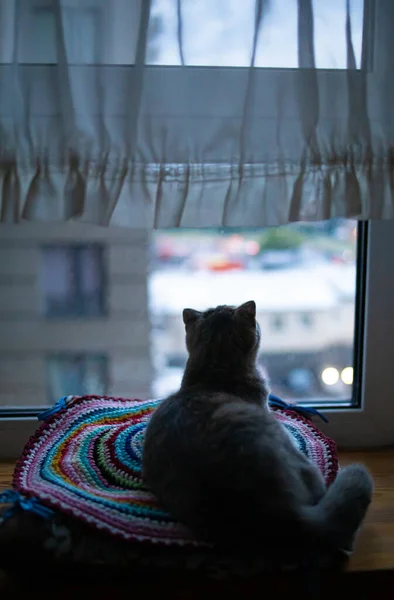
[[183, 308, 202, 327], [236, 300, 256, 319]]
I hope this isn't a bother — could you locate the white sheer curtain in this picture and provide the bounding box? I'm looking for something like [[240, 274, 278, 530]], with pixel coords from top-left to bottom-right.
[[0, 0, 393, 228]]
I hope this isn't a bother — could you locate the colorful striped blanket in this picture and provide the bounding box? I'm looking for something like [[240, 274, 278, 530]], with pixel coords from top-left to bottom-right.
[[6, 394, 338, 546]]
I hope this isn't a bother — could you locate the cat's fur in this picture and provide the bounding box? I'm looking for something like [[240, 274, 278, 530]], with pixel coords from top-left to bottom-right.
[[142, 301, 373, 555]]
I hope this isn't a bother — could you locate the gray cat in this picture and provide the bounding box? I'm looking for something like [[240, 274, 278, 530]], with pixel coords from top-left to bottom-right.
[[143, 301, 373, 556]]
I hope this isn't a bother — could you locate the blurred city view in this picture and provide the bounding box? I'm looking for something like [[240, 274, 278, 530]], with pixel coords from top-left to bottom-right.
[[150, 220, 357, 402], [0, 220, 357, 409]]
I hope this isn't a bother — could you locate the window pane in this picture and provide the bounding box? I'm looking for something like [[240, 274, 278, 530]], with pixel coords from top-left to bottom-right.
[[41, 247, 73, 311], [62, 8, 100, 64], [150, 220, 358, 402], [27, 9, 57, 64], [148, 0, 364, 68], [41, 245, 106, 318], [9, 0, 364, 67], [79, 246, 106, 317], [0, 220, 358, 411], [14, 1, 140, 65], [19, 6, 100, 64]]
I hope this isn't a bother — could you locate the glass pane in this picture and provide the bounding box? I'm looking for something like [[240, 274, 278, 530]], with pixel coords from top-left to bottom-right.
[[0, 219, 358, 411], [148, 0, 364, 68], [26, 9, 57, 64], [62, 8, 100, 64], [41, 247, 74, 315], [14, 0, 140, 65], [79, 246, 107, 317], [41, 245, 106, 318], [19, 6, 100, 64], [150, 220, 358, 402], [6, 0, 364, 67]]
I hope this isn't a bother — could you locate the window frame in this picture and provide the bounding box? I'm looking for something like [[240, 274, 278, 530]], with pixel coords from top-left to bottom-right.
[[0, 218, 393, 458], [317, 218, 394, 447]]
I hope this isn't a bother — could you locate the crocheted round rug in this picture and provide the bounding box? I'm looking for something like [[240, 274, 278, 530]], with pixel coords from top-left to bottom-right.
[[12, 395, 338, 546]]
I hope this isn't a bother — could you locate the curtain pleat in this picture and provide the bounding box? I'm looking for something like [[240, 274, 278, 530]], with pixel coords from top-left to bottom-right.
[[0, 0, 393, 228]]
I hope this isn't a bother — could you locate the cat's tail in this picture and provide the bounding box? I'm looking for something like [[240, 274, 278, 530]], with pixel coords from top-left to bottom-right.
[[302, 464, 373, 552]]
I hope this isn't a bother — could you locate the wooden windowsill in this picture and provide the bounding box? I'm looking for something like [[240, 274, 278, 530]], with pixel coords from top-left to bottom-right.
[[339, 449, 394, 572], [1, 449, 393, 574]]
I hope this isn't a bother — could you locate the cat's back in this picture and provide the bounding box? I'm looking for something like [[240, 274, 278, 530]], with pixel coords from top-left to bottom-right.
[[142, 389, 226, 498], [144, 388, 249, 450], [145, 387, 265, 445], [142, 386, 275, 492], [142, 387, 295, 538]]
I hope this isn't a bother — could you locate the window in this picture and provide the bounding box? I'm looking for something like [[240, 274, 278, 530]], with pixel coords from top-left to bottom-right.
[[0, 219, 394, 458], [10, 0, 137, 66], [147, 0, 364, 68], [1, 1, 394, 457], [18, 4, 102, 64], [41, 245, 106, 318], [150, 220, 358, 403], [8, 0, 365, 67], [47, 354, 108, 402]]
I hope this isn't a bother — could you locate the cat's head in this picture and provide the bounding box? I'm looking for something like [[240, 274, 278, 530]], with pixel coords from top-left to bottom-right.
[[182, 301, 260, 363]]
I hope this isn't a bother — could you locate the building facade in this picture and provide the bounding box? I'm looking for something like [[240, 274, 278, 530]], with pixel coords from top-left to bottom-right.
[[0, 223, 152, 408]]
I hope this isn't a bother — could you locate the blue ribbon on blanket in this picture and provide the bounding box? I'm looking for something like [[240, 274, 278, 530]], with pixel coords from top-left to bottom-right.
[[0, 490, 54, 521], [38, 396, 69, 421], [268, 395, 329, 423]]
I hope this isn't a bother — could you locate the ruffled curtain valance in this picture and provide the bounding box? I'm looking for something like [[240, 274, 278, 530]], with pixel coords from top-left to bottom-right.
[[0, 0, 393, 228]]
